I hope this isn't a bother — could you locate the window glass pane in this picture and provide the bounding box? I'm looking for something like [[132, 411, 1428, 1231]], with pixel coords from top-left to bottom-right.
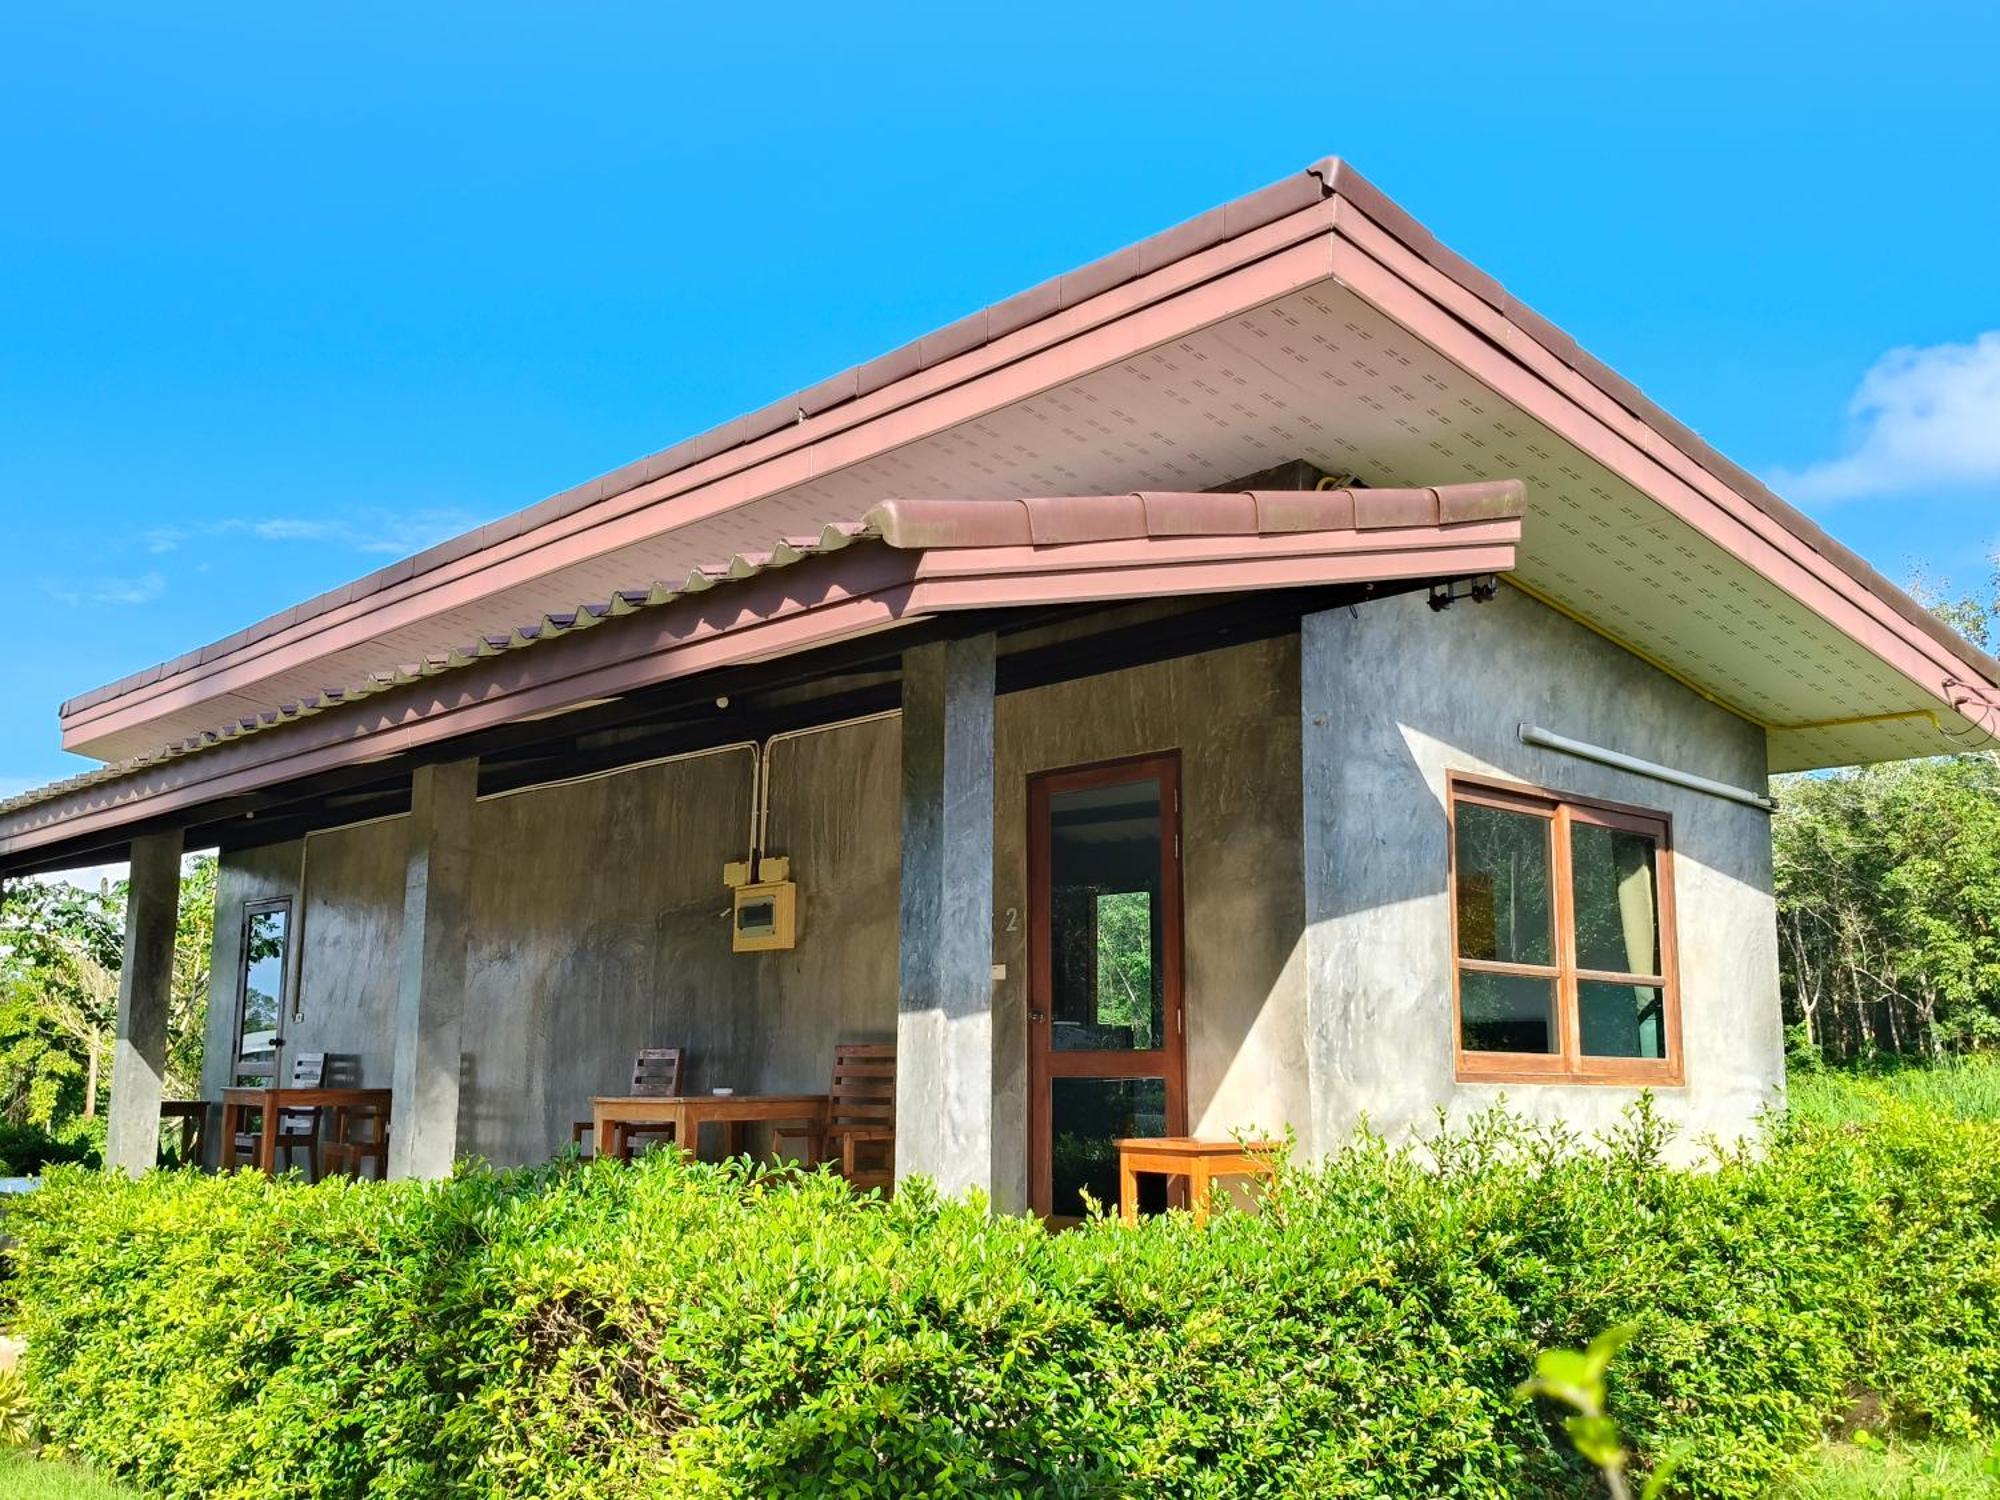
[[1579, 981, 1668, 1059], [237, 907, 288, 1083], [1050, 1076, 1167, 1218], [1570, 822, 1661, 976], [1049, 779, 1164, 1053], [1454, 804, 1553, 965], [1459, 970, 1558, 1054]]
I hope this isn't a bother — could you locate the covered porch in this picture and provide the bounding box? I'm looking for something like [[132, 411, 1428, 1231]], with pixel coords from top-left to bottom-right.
[[54, 482, 1526, 1216]]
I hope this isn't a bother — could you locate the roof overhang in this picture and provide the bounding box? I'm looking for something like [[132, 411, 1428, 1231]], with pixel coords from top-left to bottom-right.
[[16, 157, 2000, 870], [0, 486, 1525, 870]]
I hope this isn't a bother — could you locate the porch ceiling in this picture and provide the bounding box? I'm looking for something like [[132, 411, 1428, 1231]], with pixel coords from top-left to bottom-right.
[[41, 160, 2000, 783]]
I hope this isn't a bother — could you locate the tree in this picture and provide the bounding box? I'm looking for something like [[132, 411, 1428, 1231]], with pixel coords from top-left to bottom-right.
[[1775, 757, 2000, 1061], [1773, 563, 2000, 1063], [0, 857, 217, 1129], [0, 878, 122, 1124]]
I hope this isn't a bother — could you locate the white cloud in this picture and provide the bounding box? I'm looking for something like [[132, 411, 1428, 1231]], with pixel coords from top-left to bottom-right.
[[1775, 331, 2000, 503], [45, 571, 167, 607], [143, 507, 479, 560]]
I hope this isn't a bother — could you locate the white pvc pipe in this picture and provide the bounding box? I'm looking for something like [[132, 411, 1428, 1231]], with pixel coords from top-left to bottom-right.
[[479, 737, 760, 801], [1518, 723, 1776, 812], [753, 709, 903, 861]]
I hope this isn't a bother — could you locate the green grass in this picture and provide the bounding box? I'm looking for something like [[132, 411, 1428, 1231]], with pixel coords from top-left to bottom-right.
[[1, 1445, 1993, 1500], [1776, 1439, 2000, 1499], [1788, 1053, 2000, 1128], [0, 1453, 145, 1499]]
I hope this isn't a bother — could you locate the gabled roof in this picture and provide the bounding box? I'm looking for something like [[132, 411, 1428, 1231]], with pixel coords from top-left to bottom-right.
[[52, 157, 2000, 777], [11, 156, 2000, 872]]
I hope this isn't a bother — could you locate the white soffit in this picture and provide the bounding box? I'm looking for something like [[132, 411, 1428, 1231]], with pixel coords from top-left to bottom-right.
[[76, 280, 1979, 774]]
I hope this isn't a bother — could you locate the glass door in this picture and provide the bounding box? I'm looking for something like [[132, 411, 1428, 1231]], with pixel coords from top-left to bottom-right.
[[1028, 754, 1186, 1220], [234, 899, 292, 1087]]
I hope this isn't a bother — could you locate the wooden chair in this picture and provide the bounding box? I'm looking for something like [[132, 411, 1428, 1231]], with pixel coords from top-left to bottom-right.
[[778, 1043, 895, 1193], [572, 1048, 685, 1161], [323, 1098, 389, 1180], [159, 1100, 208, 1168], [235, 1051, 326, 1180]]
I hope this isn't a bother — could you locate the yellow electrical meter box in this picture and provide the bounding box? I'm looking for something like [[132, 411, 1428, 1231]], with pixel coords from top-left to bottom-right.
[[732, 880, 798, 952]]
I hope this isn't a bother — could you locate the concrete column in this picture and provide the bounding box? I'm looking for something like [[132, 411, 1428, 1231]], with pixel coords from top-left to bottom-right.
[[1299, 607, 1345, 1160], [105, 832, 183, 1175], [389, 758, 478, 1179], [895, 634, 997, 1198]]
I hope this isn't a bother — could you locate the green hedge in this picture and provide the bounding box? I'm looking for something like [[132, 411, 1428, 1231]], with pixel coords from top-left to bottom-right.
[[6, 1091, 1998, 1499], [0, 1118, 101, 1177]]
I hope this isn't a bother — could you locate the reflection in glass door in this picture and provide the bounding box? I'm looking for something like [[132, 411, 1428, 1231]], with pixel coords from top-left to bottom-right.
[[1028, 754, 1186, 1220], [235, 900, 292, 1087]]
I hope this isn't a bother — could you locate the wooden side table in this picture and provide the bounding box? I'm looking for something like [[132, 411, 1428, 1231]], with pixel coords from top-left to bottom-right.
[[591, 1094, 829, 1163], [1115, 1136, 1279, 1226]]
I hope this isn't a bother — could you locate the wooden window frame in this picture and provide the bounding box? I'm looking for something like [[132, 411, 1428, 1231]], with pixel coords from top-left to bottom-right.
[[1447, 773, 1684, 1086]]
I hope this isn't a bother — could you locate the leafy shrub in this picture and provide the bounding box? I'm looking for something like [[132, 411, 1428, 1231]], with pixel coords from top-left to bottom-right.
[[0, 1370, 29, 1450], [6, 1091, 1999, 1499], [0, 1118, 101, 1177]]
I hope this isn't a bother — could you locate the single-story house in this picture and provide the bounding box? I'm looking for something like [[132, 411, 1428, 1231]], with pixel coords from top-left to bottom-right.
[[7, 159, 1997, 1214]]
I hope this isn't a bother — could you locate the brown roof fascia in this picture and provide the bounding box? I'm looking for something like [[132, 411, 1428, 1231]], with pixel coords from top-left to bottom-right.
[[10, 482, 1525, 825]]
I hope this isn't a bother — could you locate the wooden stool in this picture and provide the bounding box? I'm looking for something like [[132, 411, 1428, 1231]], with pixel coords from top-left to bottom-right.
[[1115, 1137, 1279, 1226]]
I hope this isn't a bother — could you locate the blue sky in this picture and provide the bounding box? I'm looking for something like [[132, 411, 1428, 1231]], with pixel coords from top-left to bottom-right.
[[3, 2, 1998, 799]]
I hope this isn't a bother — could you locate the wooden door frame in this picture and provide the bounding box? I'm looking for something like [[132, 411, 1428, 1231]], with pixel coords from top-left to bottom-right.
[[1026, 750, 1188, 1219]]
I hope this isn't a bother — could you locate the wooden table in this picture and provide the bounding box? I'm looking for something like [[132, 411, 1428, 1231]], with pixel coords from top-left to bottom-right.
[[159, 1099, 209, 1166], [1115, 1136, 1279, 1227], [592, 1093, 829, 1163], [220, 1087, 393, 1175]]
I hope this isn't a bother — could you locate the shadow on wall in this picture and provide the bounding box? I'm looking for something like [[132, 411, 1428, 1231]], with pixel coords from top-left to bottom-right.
[[1312, 592, 1773, 936]]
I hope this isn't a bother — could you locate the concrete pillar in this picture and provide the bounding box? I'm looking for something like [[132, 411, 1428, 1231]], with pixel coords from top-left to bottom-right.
[[1299, 607, 1344, 1160], [389, 758, 478, 1179], [895, 634, 998, 1198], [105, 831, 183, 1175]]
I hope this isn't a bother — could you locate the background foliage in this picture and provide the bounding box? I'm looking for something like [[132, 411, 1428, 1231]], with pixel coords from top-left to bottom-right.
[[1774, 567, 2000, 1065], [8, 1070, 1999, 1500], [0, 859, 213, 1167]]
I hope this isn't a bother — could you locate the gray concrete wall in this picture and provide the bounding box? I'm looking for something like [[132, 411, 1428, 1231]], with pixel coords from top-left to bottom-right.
[[296, 818, 405, 1089], [1301, 586, 1783, 1159], [199, 825, 403, 1163], [456, 734, 900, 1166], [207, 734, 902, 1171]]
